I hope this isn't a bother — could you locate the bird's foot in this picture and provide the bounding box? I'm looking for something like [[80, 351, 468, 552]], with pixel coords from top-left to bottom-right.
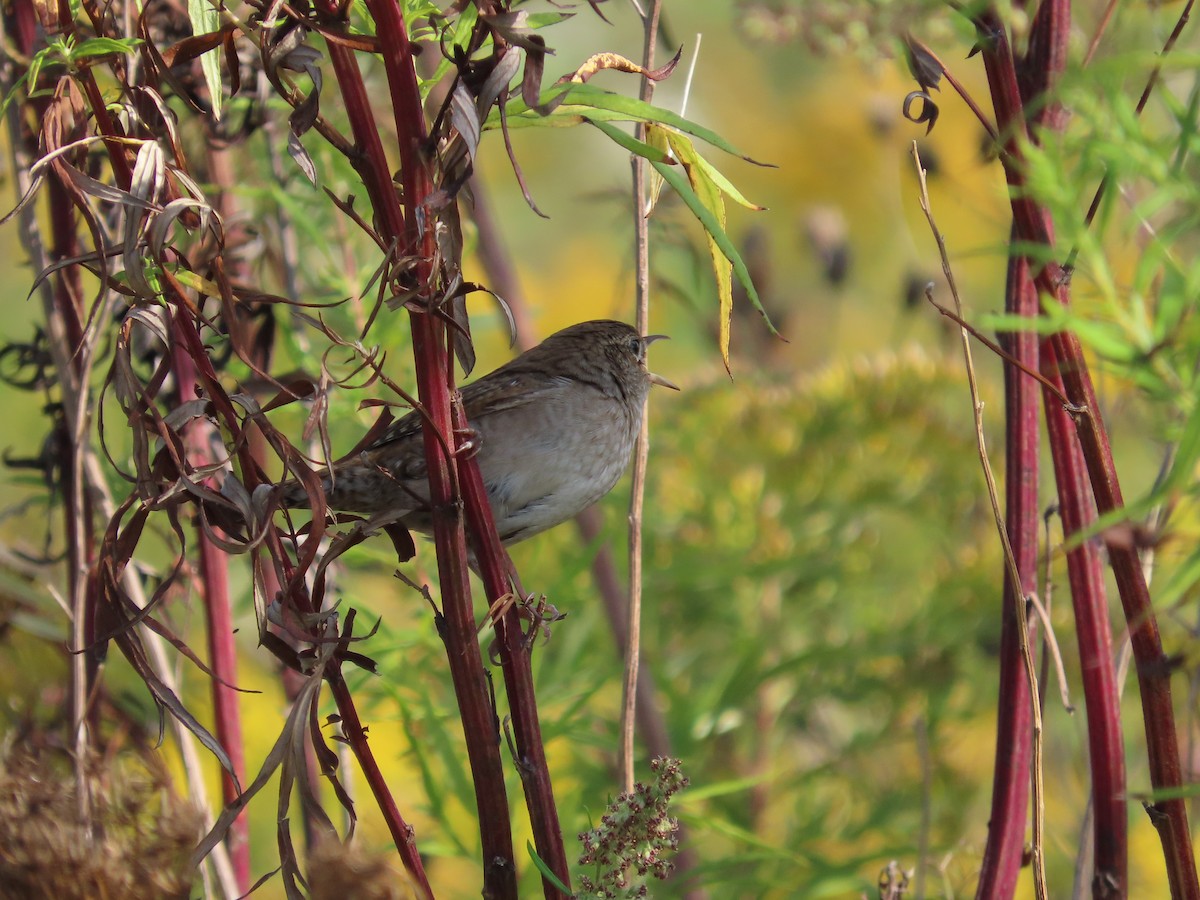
[[453, 424, 482, 458], [478, 592, 565, 663]]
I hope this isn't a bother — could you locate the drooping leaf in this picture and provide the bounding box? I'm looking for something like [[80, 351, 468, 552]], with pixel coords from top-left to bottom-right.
[[186, 0, 223, 120], [494, 81, 771, 164], [663, 126, 734, 372], [589, 120, 777, 365]]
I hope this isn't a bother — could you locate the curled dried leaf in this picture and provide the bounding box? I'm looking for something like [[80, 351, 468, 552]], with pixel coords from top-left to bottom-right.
[[903, 91, 939, 134]]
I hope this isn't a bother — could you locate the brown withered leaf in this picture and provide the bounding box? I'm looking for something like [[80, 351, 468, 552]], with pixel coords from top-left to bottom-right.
[[520, 34, 549, 112], [116, 622, 241, 792], [382, 522, 417, 563], [902, 34, 943, 93], [497, 96, 548, 217], [192, 666, 328, 871], [161, 24, 243, 68], [568, 48, 681, 85], [142, 611, 261, 694], [305, 697, 354, 837], [479, 10, 569, 52], [449, 83, 482, 165], [476, 45, 521, 117]]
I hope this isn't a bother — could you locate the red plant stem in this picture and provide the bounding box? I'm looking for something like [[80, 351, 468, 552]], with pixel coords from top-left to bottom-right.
[[1015, 8, 1127, 872], [467, 179, 695, 895], [455, 403, 571, 899], [978, 7, 1198, 896], [976, 243, 1040, 900], [358, 0, 523, 888], [1021, 18, 1127, 883], [317, 0, 530, 892], [1047, 331, 1198, 898], [77, 68, 134, 190], [196, 534, 250, 885], [169, 313, 251, 892], [168, 301, 432, 893], [1041, 356, 1126, 896], [980, 4, 1116, 896], [322, 667, 428, 866], [369, 1, 568, 888]]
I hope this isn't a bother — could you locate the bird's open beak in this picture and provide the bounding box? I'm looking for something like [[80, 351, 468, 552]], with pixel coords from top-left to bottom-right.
[[641, 334, 680, 391]]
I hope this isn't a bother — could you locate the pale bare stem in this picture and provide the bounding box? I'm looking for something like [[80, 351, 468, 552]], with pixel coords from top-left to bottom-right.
[[82, 453, 241, 899], [3, 100, 88, 816], [1083, 0, 1120, 67], [68, 283, 119, 818], [622, 0, 663, 795], [1072, 796, 1095, 900], [5, 104, 95, 821], [69, 338, 95, 822], [680, 34, 702, 120], [1025, 591, 1074, 712], [910, 143, 1049, 900]]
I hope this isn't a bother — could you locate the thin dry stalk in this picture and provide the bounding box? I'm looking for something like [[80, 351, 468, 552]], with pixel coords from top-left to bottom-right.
[[911, 144, 1048, 900], [621, 0, 664, 798], [81, 451, 240, 898]]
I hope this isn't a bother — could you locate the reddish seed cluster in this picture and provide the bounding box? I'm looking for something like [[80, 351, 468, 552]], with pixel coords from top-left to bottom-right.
[[576, 758, 689, 899]]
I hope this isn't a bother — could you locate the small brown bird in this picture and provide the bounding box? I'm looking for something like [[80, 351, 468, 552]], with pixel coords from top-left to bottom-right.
[[283, 320, 678, 544]]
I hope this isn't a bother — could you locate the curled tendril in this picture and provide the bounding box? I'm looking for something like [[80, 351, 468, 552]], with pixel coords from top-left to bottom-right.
[[0, 331, 57, 392], [903, 90, 939, 135]]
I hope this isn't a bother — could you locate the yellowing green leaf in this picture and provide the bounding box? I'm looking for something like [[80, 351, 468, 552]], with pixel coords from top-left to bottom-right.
[[666, 129, 733, 372], [644, 122, 672, 215]]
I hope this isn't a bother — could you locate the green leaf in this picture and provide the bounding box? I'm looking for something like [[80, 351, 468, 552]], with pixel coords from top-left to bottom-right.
[[526, 842, 573, 893], [493, 81, 770, 164], [70, 37, 143, 60], [587, 119, 674, 164], [1158, 545, 1200, 609], [0, 70, 31, 120], [1162, 396, 1200, 497], [563, 83, 769, 163], [187, 0, 223, 120], [595, 123, 778, 353]]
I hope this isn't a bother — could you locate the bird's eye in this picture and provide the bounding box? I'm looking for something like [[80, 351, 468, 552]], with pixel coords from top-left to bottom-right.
[[629, 336, 644, 360]]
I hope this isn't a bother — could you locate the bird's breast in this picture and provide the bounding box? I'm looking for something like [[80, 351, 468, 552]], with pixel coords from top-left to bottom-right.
[[476, 388, 640, 541]]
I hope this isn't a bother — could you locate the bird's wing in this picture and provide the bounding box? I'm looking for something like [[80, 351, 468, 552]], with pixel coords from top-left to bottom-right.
[[460, 371, 570, 419], [360, 371, 566, 475]]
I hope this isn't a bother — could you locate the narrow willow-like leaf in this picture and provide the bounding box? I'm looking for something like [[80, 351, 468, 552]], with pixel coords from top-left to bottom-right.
[[644, 121, 672, 214], [587, 118, 674, 164], [493, 82, 770, 164], [664, 127, 734, 371], [187, 0, 223, 120], [589, 121, 778, 349], [527, 841, 574, 893], [1162, 394, 1200, 497]]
